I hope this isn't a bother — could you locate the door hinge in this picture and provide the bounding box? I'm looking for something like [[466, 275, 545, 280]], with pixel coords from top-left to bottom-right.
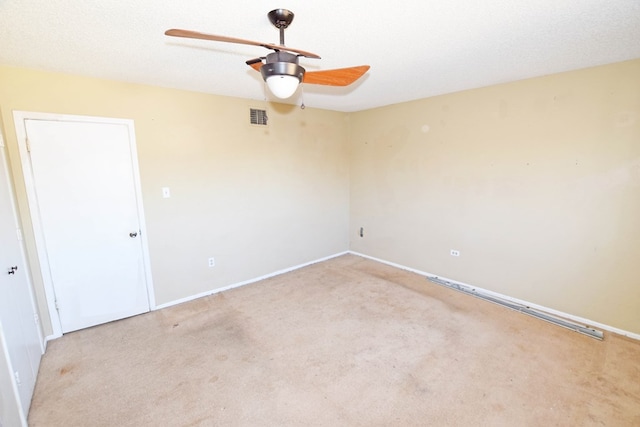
[[54, 299, 59, 311], [34, 312, 39, 325], [26, 137, 31, 152]]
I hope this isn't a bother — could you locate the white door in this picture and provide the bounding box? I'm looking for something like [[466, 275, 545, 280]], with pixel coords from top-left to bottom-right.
[[0, 137, 42, 417], [16, 115, 151, 333]]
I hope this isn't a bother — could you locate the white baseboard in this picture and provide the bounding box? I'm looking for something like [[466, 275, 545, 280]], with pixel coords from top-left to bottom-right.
[[349, 251, 640, 341], [44, 334, 60, 346], [154, 251, 349, 311]]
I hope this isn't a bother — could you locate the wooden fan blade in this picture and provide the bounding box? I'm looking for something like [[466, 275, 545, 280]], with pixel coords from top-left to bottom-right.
[[303, 66, 370, 86], [246, 58, 263, 72], [165, 29, 321, 59]]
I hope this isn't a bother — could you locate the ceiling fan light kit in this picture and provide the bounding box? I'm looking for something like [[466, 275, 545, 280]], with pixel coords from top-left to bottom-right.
[[265, 73, 302, 99], [165, 8, 370, 101], [261, 51, 305, 98]]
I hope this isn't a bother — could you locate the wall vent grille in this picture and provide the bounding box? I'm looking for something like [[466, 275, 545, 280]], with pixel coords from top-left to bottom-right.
[[250, 108, 268, 126]]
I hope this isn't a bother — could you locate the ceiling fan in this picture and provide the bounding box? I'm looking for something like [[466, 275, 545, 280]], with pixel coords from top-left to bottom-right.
[[165, 9, 370, 99]]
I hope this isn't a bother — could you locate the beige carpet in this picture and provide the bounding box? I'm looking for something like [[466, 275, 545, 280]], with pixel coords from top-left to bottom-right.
[[28, 254, 640, 426]]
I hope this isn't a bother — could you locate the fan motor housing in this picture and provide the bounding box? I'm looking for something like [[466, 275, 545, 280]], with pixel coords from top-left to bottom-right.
[[264, 51, 299, 65], [261, 51, 305, 81]]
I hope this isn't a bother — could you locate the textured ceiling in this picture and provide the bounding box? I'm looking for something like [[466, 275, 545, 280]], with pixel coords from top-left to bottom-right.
[[1, 1, 639, 112]]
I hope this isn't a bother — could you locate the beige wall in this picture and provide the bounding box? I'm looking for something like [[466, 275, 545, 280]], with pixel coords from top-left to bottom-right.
[[0, 66, 350, 336], [1, 59, 638, 338], [349, 59, 640, 334]]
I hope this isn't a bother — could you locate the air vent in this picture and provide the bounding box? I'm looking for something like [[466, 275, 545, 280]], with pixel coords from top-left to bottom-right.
[[250, 108, 268, 126]]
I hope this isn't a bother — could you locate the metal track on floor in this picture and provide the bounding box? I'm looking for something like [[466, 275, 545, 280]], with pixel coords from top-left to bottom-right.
[[426, 276, 604, 340]]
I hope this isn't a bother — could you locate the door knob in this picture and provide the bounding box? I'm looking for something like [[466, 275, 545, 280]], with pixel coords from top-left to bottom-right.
[[129, 232, 138, 238], [7, 266, 17, 275]]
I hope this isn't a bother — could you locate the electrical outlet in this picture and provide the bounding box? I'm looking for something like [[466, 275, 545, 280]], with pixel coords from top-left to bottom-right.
[[162, 187, 171, 198], [208, 257, 215, 267], [450, 249, 460, 257], [359, 227, 364, 237]]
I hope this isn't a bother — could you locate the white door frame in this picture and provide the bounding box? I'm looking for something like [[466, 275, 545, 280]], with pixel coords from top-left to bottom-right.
[[13, 111, 156, 338]]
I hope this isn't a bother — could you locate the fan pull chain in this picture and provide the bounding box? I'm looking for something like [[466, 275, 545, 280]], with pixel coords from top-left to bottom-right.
[[300, 85, 306, 109], [261, 81, 270, 123]]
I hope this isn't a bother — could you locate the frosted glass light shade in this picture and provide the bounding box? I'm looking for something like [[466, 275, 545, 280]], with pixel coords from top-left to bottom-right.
[[266, 75, 300, 99]]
